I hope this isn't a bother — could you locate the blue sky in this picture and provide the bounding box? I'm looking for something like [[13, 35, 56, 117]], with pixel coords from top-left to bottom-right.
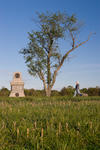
[[0, 0, 100, 90]]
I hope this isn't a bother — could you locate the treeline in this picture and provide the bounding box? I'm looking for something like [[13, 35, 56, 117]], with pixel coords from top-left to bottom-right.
[[0, 87, 100, 97]]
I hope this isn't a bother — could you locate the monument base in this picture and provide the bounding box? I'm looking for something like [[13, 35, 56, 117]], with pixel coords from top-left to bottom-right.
[[9, 91, 25, 97]]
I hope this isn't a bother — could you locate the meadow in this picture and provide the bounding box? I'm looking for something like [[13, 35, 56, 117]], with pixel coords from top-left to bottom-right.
[[0, 96, 100, 150]]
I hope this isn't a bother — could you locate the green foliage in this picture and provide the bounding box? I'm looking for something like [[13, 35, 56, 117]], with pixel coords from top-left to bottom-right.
[[24, 89, 45, 97], [24, 87, 100, 97], [51, 90, 60, 96], [87, 88, 100, 96], [60, 87, 74, 96], [0, 97, 100, 149], [80, 88, 88, 94], [0, 87, 10, 96], [1, 87, 100, 97]]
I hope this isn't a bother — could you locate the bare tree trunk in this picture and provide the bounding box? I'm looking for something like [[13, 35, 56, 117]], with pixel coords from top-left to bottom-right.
[[38, 70, 52, 97], [47, 55, 51, 97], [38, 71, 48, 96], [46, 87, 51, 97]]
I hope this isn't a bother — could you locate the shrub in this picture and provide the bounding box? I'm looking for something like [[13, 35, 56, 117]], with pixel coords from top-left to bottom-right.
[[24, 89, 45, 96], [0, 87, 10, 96], [87, 88, 100, 96], [51, 90, 60, 96], [60, 87, 74, 96], [80, 88, 88, 94]]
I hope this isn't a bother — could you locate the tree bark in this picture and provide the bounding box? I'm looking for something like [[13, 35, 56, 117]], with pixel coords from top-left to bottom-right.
[[46, 35, 53, 97], [38, 71, 47, 95], [47, 55, 51, 97], [46, 87, 51, 97]]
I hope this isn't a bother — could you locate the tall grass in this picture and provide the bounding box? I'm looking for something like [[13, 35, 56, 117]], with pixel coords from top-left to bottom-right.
[[0, 97, 100, 149]]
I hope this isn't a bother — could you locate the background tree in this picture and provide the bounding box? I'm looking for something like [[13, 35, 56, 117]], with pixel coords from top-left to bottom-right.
[[60, 87, 74, 96], [0, 87, 10, 96], [20, 11, 91, 97]]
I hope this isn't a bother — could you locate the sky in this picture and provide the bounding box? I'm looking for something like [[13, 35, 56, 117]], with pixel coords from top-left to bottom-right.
[[0, 0, 100, 90]]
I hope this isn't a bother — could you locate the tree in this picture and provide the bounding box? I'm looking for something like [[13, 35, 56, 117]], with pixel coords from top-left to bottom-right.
[[0, 87, 10, 96], [20, 11, 91, 97]]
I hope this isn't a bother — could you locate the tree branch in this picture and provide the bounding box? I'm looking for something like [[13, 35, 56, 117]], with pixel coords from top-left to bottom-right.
[[51, 34, 92, 89], [70, 31, 75, 48]]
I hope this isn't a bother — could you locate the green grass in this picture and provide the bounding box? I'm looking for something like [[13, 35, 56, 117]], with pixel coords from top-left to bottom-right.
[[0, 96, 100, 150]]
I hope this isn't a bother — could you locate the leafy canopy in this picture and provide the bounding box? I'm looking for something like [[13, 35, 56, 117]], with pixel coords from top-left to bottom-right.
[[20, 12, 78, 77]]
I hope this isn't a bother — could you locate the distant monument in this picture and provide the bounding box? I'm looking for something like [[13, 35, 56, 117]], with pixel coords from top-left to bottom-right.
[[9, 72, 25, 97]]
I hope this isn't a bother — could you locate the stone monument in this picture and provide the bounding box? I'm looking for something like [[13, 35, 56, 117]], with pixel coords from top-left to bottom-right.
[[9, 72, 25, 97]]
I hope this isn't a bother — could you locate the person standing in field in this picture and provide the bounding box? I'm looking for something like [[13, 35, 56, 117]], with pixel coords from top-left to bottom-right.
[[74, 81, 82, 97]]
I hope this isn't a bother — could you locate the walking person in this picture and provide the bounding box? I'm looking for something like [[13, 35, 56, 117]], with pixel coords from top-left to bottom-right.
[[74, 81, 82, 97]]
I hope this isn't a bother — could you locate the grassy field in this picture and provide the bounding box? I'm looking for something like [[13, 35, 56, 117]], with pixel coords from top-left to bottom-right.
[[0, 96, 100, 150]]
